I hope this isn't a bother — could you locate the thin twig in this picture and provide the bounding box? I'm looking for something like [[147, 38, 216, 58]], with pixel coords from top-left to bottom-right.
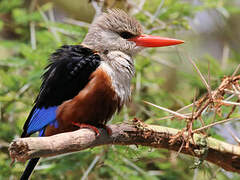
[[193, 117, 240, 133], [150, 0, 165, 23], [221, 100, 240, 106], [191, 90, 197, 119], [155, 113, 192, 121], [48, 8, 61, 42], [37, 6, 61, 42], [232, 84, 240, 94], [225, 125, 240, 145], [187, 56, 212, 99], [199, 116, 205, 127], [208, 60, 211, 96], [175, 140, 185, 158], [225, 94, 236, 101], [226, 99, 240, 119], [232, 64, 240, 77], [122, 158, 147, 175], [176, 103, 194, 112], [91, 0, 104, 21], [51, 27, 82, 36], [30, 22, 36, 50], [138, 0, 146, 11], [63, 18, 90, 27], [81, 155, 100, 180], [136, 72, 141, 96], [141, 52, 176, 68], [207, 109, 217, 134], [224, 89, 240, 95], [142, 101, 188, 119], [221, 43, 229, 70], [130, 3, 166, 28]]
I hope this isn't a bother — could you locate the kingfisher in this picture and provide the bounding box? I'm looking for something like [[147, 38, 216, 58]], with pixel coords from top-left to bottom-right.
[[20, 9, 184, 179]]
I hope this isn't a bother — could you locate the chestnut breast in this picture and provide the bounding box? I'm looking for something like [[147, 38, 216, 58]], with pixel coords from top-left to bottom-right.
[[44, 67, 120, 135]]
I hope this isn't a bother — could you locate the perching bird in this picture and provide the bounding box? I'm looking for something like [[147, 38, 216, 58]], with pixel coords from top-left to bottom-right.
[[20, 9, 184, 179]]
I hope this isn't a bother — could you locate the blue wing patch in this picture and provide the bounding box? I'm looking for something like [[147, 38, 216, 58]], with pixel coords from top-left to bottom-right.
[[26, 106, 58, 136]]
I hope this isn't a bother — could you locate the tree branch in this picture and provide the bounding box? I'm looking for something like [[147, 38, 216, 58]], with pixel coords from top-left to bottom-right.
[[9, 121, 240, 173]]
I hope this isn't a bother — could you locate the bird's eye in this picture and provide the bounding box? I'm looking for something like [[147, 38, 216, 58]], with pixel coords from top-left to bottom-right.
[[119, 31, 135, 39]]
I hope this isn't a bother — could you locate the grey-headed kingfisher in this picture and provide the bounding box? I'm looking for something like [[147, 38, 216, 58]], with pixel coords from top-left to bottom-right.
[[20, 9, 184, 179]]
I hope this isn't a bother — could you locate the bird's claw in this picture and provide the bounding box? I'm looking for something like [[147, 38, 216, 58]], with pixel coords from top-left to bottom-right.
[[72, 122, 100, 136], [72, 123, 112, 137], [100, 124, 112, 136]]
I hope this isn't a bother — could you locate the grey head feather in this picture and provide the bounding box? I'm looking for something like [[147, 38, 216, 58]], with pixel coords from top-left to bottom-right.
[[83, 9, 143, 56]]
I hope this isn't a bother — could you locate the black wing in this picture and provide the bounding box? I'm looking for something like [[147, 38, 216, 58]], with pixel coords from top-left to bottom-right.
[[36, 45, 101, 107], [22, 45, 101, 137]]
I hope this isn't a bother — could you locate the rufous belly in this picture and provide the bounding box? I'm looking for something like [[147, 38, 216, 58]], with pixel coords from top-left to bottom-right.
[[44, 67, 120, 136]]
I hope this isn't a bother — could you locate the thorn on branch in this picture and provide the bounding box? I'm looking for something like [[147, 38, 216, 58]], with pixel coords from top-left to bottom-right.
[[143, 74, 240, 150]]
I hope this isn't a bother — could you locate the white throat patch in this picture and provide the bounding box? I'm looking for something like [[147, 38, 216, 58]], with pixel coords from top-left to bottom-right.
[[100, 51, 135, 108]]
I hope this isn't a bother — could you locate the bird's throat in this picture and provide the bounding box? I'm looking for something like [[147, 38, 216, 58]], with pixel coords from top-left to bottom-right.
[[100, 51, 135, 108]]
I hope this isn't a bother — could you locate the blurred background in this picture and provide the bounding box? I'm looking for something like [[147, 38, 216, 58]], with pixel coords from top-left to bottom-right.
[[0, 0, 240, 179]]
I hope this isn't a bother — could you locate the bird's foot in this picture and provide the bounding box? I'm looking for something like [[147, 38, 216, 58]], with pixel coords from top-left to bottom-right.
[[98, 124, 112, 136], [72, 123, 112, 136], [72, 122, 100, 136]]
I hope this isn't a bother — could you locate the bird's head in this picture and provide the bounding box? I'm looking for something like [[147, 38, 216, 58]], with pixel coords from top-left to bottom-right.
[[83, 9, 184, 56]]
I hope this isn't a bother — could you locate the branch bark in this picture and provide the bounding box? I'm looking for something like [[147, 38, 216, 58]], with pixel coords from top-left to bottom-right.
[[9, 122, 240, 173]]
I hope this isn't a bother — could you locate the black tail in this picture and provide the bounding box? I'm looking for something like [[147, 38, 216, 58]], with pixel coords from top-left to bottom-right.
[[20, 158, 40, 180]]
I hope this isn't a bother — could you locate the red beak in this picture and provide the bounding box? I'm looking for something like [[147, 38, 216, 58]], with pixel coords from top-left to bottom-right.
[[129, 34, 184, 47]]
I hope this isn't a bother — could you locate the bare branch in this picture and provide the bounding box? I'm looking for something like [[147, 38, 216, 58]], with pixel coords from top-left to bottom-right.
[[9, 123, 240, 173]]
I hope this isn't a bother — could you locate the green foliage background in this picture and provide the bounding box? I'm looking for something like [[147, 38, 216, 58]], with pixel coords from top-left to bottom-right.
[[0, 0, 239, 179]]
